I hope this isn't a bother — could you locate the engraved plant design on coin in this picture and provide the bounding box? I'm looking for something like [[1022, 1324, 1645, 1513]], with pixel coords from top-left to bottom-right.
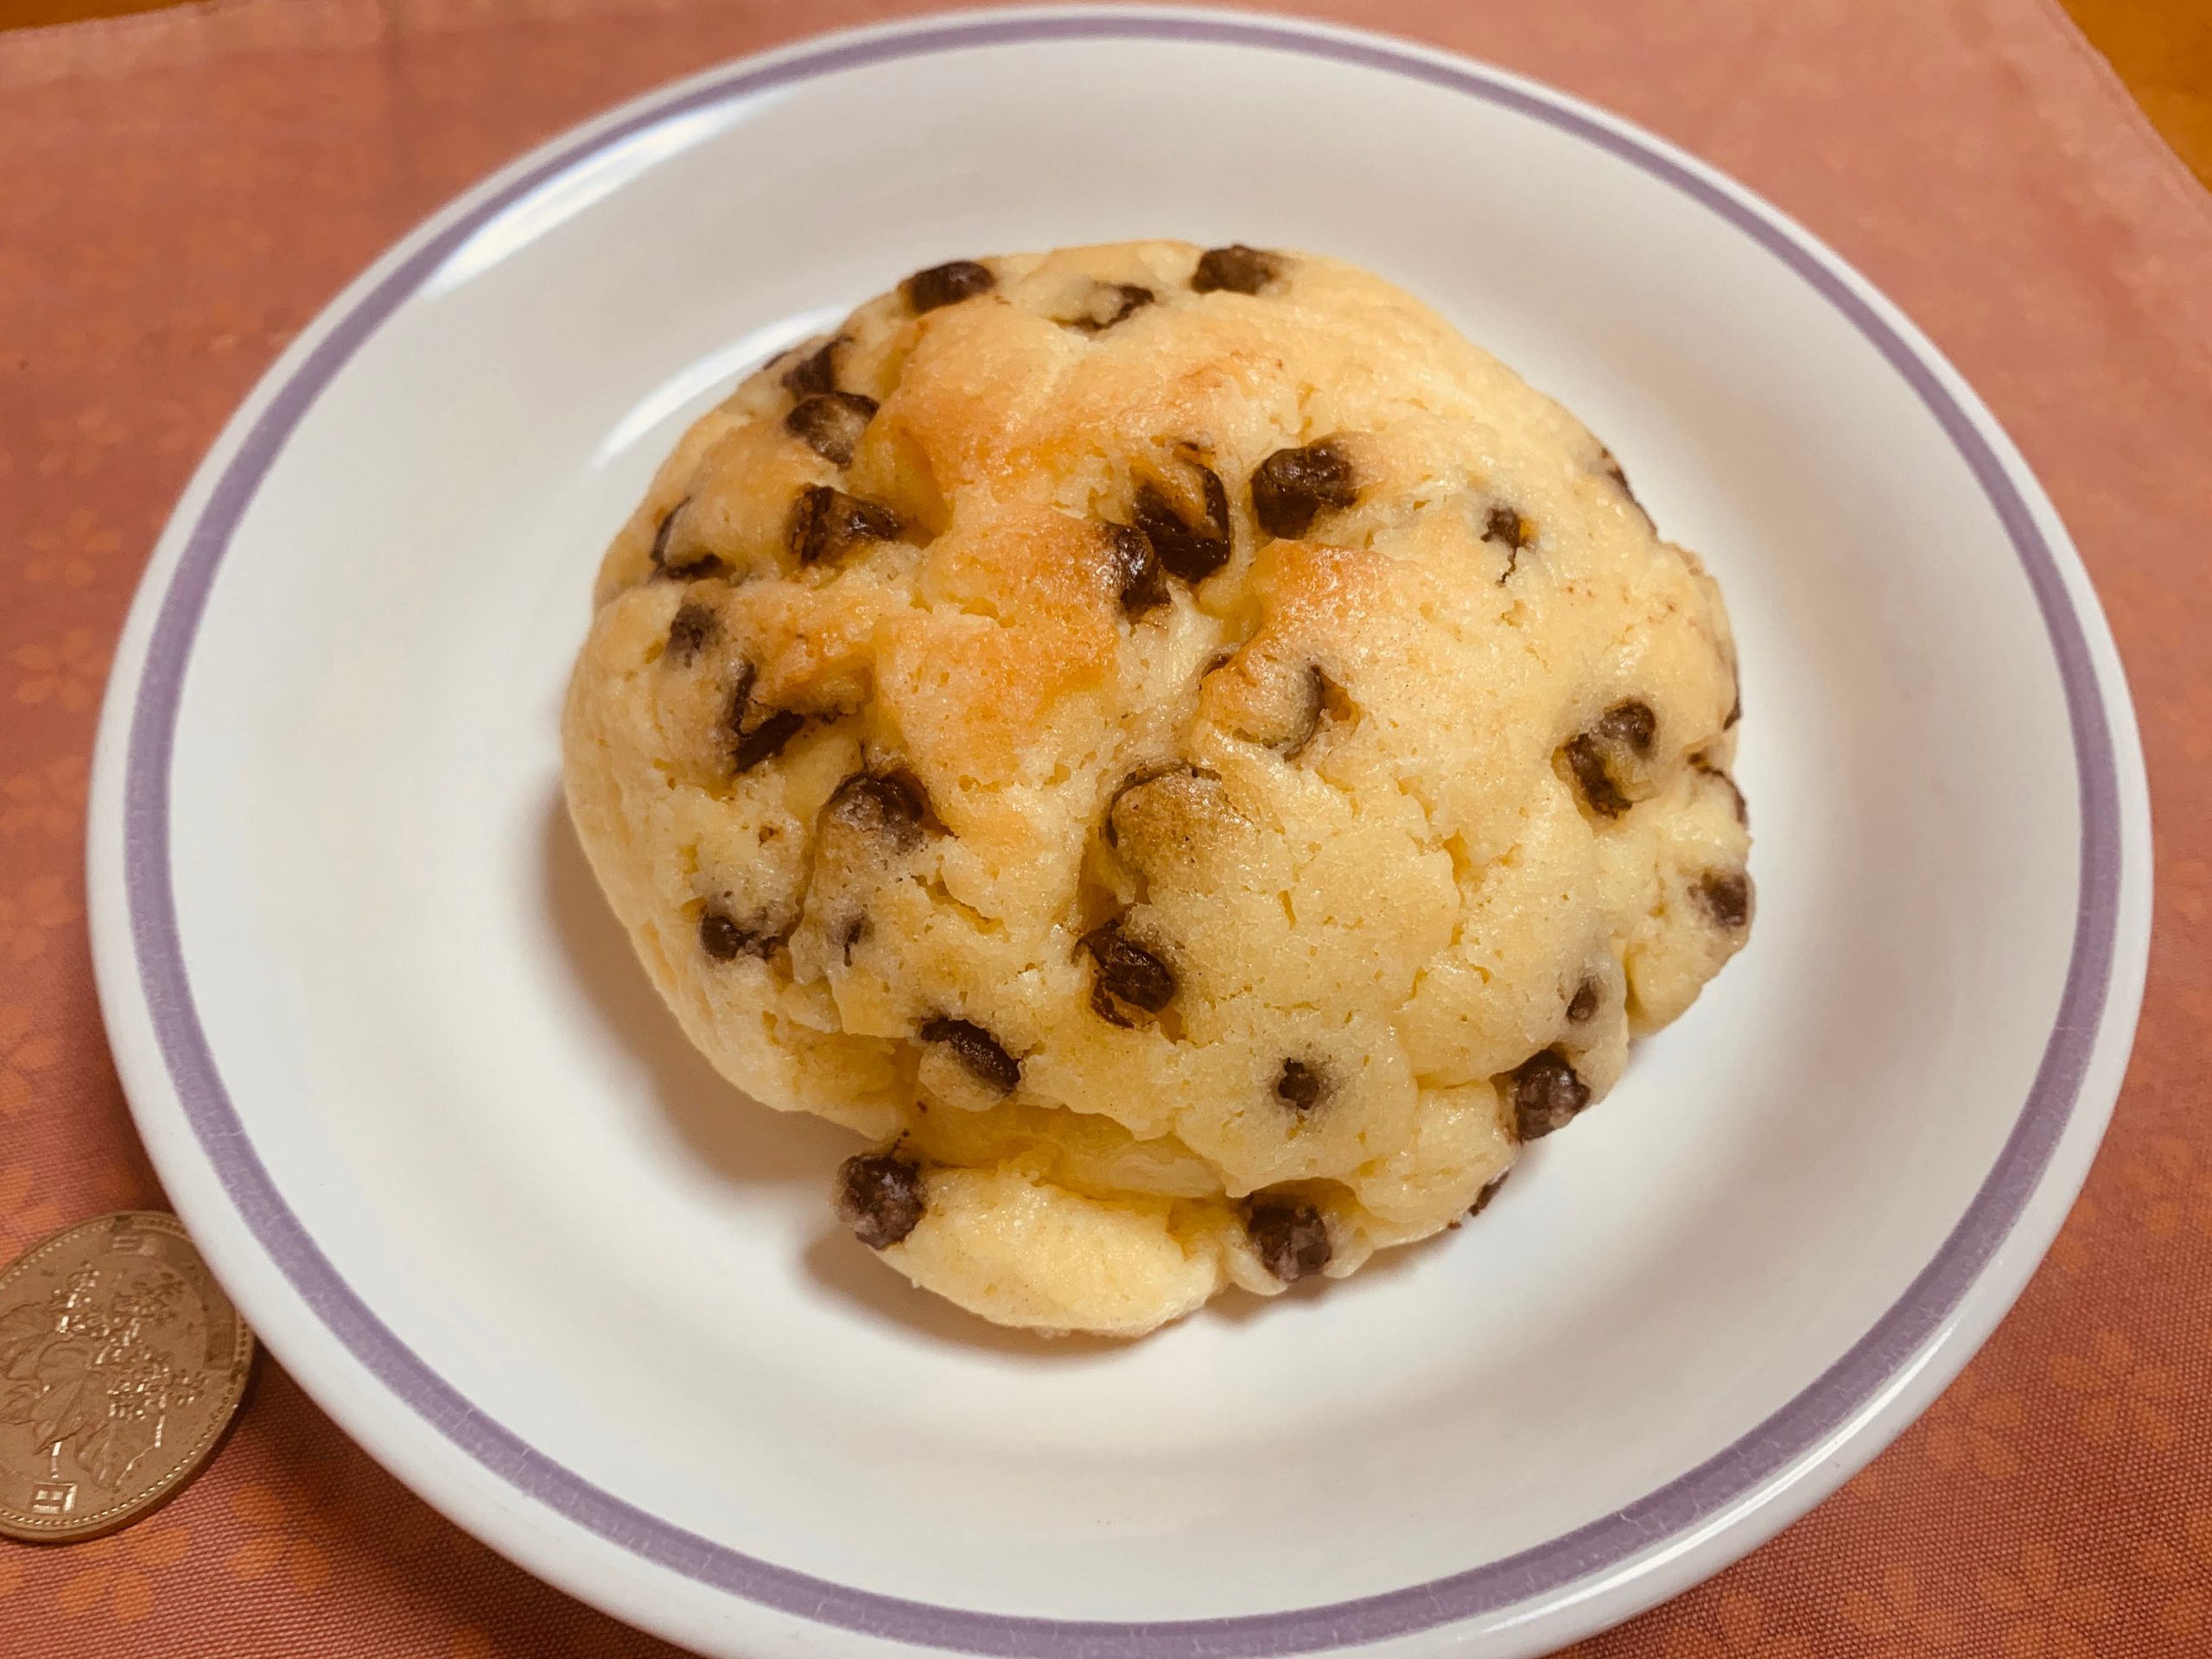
[[2, 1268, 200, 1484], [0, 1212, 252, 1541]]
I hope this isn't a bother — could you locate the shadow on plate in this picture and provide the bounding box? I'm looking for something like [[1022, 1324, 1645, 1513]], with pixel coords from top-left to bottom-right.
[[539, 786, 1131, 1357], [539, 786, 841, 1192]]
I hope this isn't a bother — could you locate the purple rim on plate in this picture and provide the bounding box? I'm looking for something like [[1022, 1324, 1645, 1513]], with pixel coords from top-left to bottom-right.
[[123, 12, 2120, 1656]]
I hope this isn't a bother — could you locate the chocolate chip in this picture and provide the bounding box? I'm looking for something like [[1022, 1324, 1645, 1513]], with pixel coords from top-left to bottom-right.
[[722, 663, 804, 772], [666, 600, 715, 664], [1484, 504, 1531, 550], [1088, 983, 1134, 1028], [1563, 735, 1627, 817], [649, 496, 728, 580], [724, 663, 756, 735], [1484, 504, 1535, 581], [835, 1151, 925, 1249], [1132, 466, 1232, 584], [1274, 1060, 1323, 1111], [1250, 441, 1358, 539], [785, 391, 879, 466], [919, 1017, 1020, 1096], [1244, 1195, 1331, 1281], [1567, 979, 1600, 1023], [1105, 523, 1167, 616], [1082, 920, 1177, 1020], [699, 906, 772, 962], [904, 259, 995, 314], [1509, 1050, 1592, 1140], [823, 771, 928, 854], [1694, 870, 1752, 930], [1563, 700, 1658, 818], [1192, 245, 1283, 296], [1469, 1168, 1511, 1217], [1598, 700, 1657, 755], [787, 484, 900, 563], [733, 709, 804, 772], [781, 337, 842, 397], [1070, 283, 1155, 333]]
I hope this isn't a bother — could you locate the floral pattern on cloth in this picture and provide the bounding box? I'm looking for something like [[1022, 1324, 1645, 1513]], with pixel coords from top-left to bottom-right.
[[1, 0, 2208, 1653]]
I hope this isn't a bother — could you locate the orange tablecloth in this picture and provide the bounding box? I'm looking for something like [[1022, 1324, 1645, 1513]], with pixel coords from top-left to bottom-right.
[[3, 2, 2209, 1653]]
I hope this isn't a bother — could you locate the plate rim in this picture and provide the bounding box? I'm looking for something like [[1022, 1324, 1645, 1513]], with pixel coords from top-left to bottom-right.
[[83, 6, 2153, 1656]]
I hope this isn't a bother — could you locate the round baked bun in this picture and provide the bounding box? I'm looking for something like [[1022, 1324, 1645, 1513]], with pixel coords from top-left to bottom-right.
[[562, 241, 1751, 1338]]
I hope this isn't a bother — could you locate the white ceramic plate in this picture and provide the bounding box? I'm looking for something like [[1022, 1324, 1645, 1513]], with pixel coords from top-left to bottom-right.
[[87, 9, 2151, 1656]]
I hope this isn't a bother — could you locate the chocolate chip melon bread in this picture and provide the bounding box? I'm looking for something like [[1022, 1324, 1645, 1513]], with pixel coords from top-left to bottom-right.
[[562, 240, 1752, 1338]]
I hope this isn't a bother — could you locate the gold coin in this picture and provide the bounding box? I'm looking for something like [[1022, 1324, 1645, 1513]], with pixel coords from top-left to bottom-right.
[[0, 1211, 253, 1542]]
